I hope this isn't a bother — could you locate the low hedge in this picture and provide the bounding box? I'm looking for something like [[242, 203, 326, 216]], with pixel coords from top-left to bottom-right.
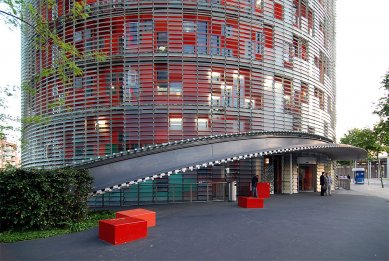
[[0, 167, 93, 232]]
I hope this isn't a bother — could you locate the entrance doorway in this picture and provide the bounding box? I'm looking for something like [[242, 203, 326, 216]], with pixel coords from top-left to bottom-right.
[[273, 156, 283, 194], [299, 165, 315, 192]]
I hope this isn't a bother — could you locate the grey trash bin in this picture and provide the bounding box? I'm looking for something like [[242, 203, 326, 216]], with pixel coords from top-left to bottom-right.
[[229, 181, 237, 201]]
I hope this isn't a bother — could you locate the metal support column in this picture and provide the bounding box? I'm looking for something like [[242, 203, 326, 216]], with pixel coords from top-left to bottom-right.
[[387, 157, 389, 178], [367, 161, 371, 185], [290, 153, 293, 194]]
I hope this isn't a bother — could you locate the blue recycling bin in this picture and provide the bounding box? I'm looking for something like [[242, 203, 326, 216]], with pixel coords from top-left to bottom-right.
[[354, 170, 365, 184]]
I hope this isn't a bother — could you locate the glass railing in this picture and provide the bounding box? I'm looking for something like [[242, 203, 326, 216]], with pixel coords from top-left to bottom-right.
[[88, 181, 233, 207]]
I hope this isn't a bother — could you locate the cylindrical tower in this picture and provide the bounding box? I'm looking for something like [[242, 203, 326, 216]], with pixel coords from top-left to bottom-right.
[[21, 0, 336, 168]]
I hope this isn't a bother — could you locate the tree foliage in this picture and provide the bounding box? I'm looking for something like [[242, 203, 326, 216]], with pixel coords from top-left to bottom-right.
[[1, 0, 90, 83], [0, 0, 105, 140], [374, 121, 389, 152], [373, 70, 389, 150], [340, 128, 382, 160], [374, 70, 389, 118], [0, 85, 19, 140]]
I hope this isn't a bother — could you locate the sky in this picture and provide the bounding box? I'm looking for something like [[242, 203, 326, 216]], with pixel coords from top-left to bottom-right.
[[336, 0, 388, 141], [0, 0, 388, 144]]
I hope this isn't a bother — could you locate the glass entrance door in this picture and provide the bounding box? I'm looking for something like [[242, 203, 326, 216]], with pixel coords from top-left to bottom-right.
[[298, 165, 315, 192]]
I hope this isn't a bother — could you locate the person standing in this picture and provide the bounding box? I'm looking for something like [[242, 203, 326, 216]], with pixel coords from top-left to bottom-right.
[[320, 172, 326, 196], [251, 174, 259, 197], [326, 173, 332, 196]]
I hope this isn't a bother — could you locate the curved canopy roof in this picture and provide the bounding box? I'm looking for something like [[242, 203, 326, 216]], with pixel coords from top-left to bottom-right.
[[302, 144, 367, 160], [74, 132, 366, 195]]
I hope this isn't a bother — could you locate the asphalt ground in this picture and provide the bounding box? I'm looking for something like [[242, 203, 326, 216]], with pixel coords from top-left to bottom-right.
[[1, 181, 388, 261]]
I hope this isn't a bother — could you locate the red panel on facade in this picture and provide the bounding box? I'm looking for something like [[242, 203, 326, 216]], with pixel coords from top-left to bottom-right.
[[183, 34, 196, 44], [155, 21, 168, 31], [264, 25, 273, 49], [274, 3, 283, 20]]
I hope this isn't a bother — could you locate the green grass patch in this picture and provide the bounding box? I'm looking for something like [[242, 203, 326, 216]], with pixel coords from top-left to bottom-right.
[[0, 210, 115, 243]]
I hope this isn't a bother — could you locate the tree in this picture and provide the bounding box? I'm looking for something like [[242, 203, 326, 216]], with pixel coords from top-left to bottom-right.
[[375, 70, 389, 118], [0, 0, 104, 141], [373, 70, 389, 151], [374, 122, 389, 153], [373, 70, 389, 187], [340, 127, 386, 187], [0, 85, 18, 140], [340, 128, 382, 161]]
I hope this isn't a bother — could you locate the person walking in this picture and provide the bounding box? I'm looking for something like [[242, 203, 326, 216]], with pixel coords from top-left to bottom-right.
[[251, 174, 259, 197], [320, 172, 326, 196], [326, 173, 332, 196]]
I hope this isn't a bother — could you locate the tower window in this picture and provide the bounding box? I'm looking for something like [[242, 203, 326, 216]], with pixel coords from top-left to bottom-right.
[[157, 70, 168, 93], [211, 35, 220, 55], [222, 25, 233, 37], [184, 45, 195, 54], [183, 21, 195, 32], [197, 119, 209, 130], [169, 118, 183, 130], [170, 82, 182, 95], [157, 32, 168, 52]]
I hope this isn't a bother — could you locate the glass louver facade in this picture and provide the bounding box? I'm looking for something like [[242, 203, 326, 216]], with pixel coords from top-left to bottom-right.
[[21, 0, 336, 168]]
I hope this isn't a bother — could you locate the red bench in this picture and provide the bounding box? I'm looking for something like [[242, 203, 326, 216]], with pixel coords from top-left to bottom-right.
[[99, 217, 147, 245], [238, 196, 264, 208], [116, 208, 156, 227]]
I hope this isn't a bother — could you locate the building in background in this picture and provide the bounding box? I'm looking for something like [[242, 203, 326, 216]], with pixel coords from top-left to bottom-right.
[[21, 0, 365, 205], [0, 140, 19, 169]]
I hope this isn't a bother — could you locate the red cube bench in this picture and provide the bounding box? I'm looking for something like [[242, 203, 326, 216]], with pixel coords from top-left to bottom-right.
[[238, 196, 264, 208], [116, 208, 156, 227], [99, 217, 147, 245], [257, 182, 271, 198]]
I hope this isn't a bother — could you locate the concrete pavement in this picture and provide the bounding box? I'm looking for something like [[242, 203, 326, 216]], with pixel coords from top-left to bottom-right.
[[1, 186, 388, 261], [337, 178, 389, 200]]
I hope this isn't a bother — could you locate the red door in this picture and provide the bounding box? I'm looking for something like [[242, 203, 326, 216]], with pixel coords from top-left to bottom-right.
[[299, 165, 315, 191]]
